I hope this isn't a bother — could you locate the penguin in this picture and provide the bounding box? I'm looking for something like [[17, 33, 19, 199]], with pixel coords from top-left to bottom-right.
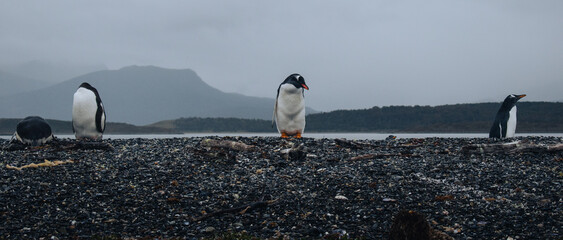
[[386, 135, 397, 140], [72, 82, 106, 140], [273, 73, 309, 138], [15, 116, 54, 146], [489, 94, 526, 138]]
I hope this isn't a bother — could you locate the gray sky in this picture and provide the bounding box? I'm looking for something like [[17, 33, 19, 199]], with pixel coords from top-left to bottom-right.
[[1, 0, 562, 112]]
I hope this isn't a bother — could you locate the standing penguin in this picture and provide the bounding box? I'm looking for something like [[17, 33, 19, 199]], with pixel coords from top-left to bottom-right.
[[489, 94, 526, 138], [15, 116, 54, 146], [273, 73, 309, 138], [72, 82, 106, 140]]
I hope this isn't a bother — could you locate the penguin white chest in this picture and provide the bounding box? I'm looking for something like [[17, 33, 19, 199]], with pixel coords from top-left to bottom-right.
[[275, 84, 306, 134], [506, 106, 517, 138], [73, 88, 102, 139]]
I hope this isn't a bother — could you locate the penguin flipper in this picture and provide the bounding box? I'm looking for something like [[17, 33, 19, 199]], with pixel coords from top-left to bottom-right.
[[272, 101, 277, 128], [95, 103, 106, 133], [499, 112, 509, 138], [489, 113, 501, 138], [489, 122, 500, 138]]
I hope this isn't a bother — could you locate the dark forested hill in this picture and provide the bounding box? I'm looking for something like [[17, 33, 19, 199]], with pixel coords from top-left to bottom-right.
[[305, 102, 563, 133], [1, 102, 561, 134], [148, 102, 562, 133]]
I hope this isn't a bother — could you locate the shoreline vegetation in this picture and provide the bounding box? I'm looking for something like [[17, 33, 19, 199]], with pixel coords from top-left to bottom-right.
[[1, 102, 562, 135], [1, 136, 561, 239]]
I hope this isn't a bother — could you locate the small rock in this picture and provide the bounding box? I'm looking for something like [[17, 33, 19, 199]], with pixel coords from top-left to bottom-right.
[[335, 195, 348, 200]]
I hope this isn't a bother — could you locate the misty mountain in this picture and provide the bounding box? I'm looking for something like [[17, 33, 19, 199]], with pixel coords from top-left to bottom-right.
[[0, 70, 51, 97], [1, 60, 107, 84], [0, 66, 300, 125]]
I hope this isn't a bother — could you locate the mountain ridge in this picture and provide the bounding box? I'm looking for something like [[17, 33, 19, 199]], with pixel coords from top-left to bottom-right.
[[0, 65, 300, 125]]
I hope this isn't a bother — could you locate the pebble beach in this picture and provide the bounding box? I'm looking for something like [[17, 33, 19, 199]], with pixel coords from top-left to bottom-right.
[[0, 136, 561, 239]]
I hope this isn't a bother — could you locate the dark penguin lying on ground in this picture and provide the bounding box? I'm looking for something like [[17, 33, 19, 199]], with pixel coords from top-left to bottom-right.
[[273, 73, 309, 138], [15, 116, 54, 146], [489, 94, 526, 138], [72, 82, 106, 140]]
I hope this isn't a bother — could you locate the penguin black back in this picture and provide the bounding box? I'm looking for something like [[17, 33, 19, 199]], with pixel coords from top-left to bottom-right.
[[78, 82, 105, 133], [16, 116, 53, 146], [489, 94, 526, 138]]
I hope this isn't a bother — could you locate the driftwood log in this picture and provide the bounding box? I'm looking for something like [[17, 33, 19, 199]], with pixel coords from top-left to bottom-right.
[[335, 138, 374, 149], [6, 159, 75, 170], [335, 138, 423, 150], [350, 153, 421, 160], [200, 139, 255, 151], [461, 141, 563, 155]]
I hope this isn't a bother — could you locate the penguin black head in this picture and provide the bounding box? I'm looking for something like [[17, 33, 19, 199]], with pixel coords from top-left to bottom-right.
[[78, 82, 101, 95], [386, 135, 397, 140], [283, 73, 309, 90], [499, 94, 526, 111]]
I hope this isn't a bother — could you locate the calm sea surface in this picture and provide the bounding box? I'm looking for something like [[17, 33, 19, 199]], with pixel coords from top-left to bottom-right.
[[1, 133, 562, 140]]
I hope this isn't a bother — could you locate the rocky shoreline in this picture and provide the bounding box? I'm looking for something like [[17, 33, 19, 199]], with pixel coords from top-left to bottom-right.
[[1, 136, 561, 239]]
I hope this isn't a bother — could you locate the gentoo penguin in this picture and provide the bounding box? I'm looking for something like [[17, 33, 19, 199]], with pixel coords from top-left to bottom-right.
[[489, 94, 526, 138], [273, 73, 309, 138], [15, 116, 54, 146], [386, 135, 397, 140], [72, 82, 106, 140]]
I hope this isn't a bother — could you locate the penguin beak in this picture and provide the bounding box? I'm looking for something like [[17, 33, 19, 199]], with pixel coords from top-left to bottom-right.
[[517, 94, 526, 98], [302, 84, 309, 90]]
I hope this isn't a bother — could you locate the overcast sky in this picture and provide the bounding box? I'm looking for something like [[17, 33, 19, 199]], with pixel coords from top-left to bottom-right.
[[1, 1, 562, 112]]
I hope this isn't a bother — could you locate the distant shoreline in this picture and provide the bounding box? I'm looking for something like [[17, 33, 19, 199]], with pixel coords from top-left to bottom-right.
[[1, 102, 562, 134]]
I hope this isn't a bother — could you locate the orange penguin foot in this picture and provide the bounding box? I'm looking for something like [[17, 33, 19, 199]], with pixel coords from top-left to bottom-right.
[[280, 131, 302, 138]]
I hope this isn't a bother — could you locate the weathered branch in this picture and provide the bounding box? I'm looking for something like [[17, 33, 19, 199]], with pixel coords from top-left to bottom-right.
[[335, 138, 373, 149], [6, 159, 75, 170], [201, 139, 255, 151], [350, 153, 421, 160], [461, 141, 563, 154]]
